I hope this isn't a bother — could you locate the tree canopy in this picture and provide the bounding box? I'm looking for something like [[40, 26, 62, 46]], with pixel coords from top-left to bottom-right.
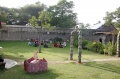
[[48, 0, 77, 28], [29, 10, 52, 29], [0, 1, 46, 25], [104, 7, 120, 28], [0, 0, 78, 29]]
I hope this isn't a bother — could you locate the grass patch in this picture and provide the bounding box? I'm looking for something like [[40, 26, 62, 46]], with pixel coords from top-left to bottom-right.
[[0, 41, 120, 79]]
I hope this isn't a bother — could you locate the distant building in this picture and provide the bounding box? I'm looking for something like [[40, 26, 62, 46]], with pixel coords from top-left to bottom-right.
[[82, 24, 117, 44], [0, 22, 6, 28], [0, 24, 117, 44]]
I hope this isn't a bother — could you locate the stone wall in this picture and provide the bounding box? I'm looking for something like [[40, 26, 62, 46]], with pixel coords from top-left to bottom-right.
[[0, 25, 115, 44], [0, 26, 71, 41]]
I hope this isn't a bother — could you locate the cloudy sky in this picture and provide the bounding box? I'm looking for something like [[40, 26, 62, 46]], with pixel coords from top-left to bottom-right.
[[0, 0, 120, 27]]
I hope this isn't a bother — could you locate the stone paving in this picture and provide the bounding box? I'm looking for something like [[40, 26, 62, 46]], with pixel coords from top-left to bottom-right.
[[3, 57, 120, 69], [4, 59, 18, 69]]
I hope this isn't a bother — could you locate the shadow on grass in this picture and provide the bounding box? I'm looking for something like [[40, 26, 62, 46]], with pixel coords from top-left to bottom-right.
[[1, 52, 26, 62], [0, 65, 59, 79], [83, 62, 120, 74], [43, 52, 69, 60]]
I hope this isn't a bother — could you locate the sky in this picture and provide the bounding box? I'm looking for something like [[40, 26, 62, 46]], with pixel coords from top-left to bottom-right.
[[0, 0, 120, 28]]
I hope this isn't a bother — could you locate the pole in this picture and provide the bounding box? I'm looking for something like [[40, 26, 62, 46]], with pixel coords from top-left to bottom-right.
[[78, 31, 82, 63], [39, 22, 42, 53], [117, 31, 120, 57], [70, 34, 74, 60]]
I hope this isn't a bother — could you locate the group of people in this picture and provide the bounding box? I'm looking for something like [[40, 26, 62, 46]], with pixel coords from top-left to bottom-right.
[[28, 38, 67, 48], [28, 39, 49, 48], [54, 41, 66, 48], [41, 40, 49, 48], [28, 39, 39, 47]]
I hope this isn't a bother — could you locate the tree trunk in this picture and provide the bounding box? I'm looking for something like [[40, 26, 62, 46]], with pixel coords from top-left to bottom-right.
[[112, 30, 115, 55], [70, 34, 74, 60], [117, 31, 120, 57], [39, 26, 42, 53]]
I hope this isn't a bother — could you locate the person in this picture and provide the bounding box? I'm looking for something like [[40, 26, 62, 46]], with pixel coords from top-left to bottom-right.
[[49, 40, 52, 47], [0, 58, 4, 62], [54, 42, 58, 47], [34, 41, 38, 47], [33, 50, 38, 60], [44, 43, 49, 48], [30, 51, 38, 63], [28, 39, 34, 46], [33, 39, 39, 47], [59, 42, 63, 48], [62, 41, 67, 47]]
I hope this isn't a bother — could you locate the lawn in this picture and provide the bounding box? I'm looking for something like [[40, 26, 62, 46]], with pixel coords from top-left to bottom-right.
[[0, 41, 120, 79]]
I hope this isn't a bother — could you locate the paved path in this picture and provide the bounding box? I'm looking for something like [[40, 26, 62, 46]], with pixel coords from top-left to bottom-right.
[[82, 58, 120, 62], [49, 58, 120, 64], [4, 59, 18, 69], [3, 58, 120, 69]]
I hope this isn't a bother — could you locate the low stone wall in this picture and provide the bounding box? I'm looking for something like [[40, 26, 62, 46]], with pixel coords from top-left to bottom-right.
[[0, 26, 71, 41]]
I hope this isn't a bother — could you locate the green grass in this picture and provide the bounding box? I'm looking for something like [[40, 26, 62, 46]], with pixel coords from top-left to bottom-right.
[[0, 41, 120, 79]]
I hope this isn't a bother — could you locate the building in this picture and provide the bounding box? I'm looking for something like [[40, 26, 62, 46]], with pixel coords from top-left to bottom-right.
[[0, 24, 117, 44]]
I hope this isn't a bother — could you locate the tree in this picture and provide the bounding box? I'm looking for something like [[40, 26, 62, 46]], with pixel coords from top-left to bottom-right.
[[48, 0, 77, 28], [22, 1, 46, 18], [0, 11, 8, 22], [0, 2, 47, 25], [29, 10, 52, 53], [104, 7, 120, 57]]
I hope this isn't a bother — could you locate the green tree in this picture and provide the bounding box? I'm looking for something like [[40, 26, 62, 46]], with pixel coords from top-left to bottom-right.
[[0, 2, 46, 25], [22, 1, 46, 18], [29, 10, 52, 53], [104, 7, 120, 57], [0, 11, 8, 22], [48, 0, 77, 28]]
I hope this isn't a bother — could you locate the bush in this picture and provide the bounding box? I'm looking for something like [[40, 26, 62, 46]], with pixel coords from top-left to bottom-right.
[[73, 35, 89, 48], [86, 41, 94, 50], [104, 42, 117, 56], [54, 37, 63, 42], [82, 40, 89, 49], [112, 43, 117, 55], [73, 40, 78, 47]]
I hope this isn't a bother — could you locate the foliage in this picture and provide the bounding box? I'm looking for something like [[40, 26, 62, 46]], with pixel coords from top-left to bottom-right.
[[103, 6, 119, 56], [38, 11, 52, 28], [73, 38, 90, 49], [73, 39, 78, 47], [73, 34, 78, 47], [22, 2, 46, 18], [48, 0, 77, 28], [104, 7, 120, 28], [0, 0, 78, 27], [29, 16, 38, 27], [79, 23, 90, 29], [104, 42, 117, 56], [29, 10, 52, 28], [92, 41, 104, 54], [0, 2, 46, 25], [86, 41, 94, 50], [54, 37, 63, 42], [0, 11, 8, 22], [82, 39, 89, 49]]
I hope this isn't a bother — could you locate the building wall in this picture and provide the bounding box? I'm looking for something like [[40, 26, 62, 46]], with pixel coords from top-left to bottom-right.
[[0, 25, 116, 44], [0, 26, 71, 41]]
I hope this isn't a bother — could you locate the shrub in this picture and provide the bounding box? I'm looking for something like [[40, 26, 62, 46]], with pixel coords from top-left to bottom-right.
[[86, 41, 104, 54], [86, 41, 94, 50], [82, 39, 89, 49], [54, 37, 63, 42], [103, 42, 116, 56], [73, 40, 78, 47]]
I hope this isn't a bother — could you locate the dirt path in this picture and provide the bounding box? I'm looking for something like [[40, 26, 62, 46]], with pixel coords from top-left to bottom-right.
[[17, 57, 120, 65]]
